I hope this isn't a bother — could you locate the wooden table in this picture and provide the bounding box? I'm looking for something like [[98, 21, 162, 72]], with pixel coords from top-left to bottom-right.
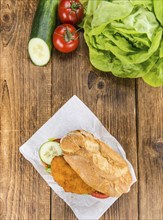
[[1, 1, 163, 219]]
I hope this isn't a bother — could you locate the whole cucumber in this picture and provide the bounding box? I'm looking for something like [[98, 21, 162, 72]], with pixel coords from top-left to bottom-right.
[[28, 0, 58, 66]]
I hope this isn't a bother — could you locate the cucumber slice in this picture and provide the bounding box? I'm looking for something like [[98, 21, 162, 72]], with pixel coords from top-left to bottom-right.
[[39, 141, 62, 165], [28, 38, 50, 66]]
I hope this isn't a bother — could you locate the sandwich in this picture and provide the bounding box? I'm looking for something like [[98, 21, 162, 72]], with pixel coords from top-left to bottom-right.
[[39, 130, 132, 198]]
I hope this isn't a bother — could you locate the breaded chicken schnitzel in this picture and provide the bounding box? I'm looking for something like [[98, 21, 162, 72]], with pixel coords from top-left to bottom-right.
[[51, 156, 95, 194]]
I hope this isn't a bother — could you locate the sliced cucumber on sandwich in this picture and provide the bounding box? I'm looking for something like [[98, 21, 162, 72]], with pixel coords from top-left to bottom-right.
[[39, 141, 62, 165]]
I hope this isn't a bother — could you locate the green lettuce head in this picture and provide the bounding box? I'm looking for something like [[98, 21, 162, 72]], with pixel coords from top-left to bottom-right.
[[82, 0, 163, 87]]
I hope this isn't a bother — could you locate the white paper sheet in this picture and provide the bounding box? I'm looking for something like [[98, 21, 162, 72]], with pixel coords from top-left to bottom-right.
[[19, 95, 137, 220]]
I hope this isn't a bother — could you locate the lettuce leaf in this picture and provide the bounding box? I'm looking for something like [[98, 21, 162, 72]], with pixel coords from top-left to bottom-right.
[[83, 0, 163, 87], [143, 58, 163, 87], [153, 0, 163, 26]]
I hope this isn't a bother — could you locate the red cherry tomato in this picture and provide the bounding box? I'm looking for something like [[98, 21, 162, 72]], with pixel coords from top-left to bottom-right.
[[53, 24, 79, 53], [58, 0, 84, 25], [91, 191, 109, 199]]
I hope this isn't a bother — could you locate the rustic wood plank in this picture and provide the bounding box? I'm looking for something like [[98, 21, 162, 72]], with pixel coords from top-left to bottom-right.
[[0, 0, 51, 219], [51, 33, 138, 220], [137, 80, 163, 220]]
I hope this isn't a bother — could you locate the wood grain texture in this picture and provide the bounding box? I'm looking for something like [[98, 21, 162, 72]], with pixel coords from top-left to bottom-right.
[[0, 0, 51, 219], [51, 34, 138, 220], [137, 80, 163, 220], [0, 1, 163, 220]]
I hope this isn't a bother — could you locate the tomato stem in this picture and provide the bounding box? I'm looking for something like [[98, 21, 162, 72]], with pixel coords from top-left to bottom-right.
[[70, 2, 81, 11], [64, 26, 74, 42], [55, 26, 80, 43], [73, 27, 82, 34]]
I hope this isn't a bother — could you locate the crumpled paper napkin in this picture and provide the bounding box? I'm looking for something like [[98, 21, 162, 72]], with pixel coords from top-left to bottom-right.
[[20, 95, 136, 220]]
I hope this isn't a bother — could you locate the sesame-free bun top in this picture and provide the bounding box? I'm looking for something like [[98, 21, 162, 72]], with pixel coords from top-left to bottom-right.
[[60, 130, 132, 197]]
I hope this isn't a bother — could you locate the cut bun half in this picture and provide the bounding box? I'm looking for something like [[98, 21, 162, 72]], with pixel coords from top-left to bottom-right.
[[58, 130, 132, 197]]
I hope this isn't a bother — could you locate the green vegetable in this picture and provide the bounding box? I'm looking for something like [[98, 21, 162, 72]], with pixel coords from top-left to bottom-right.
[[48, 137, 56, 141], [153, 0, 163, 26], [39, 141, 62, 165], [82, 0, 163, 87], [46, 167, 52, 174], [28, 0, 58, 66]]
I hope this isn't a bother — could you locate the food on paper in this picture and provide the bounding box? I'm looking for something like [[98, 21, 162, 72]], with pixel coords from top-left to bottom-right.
[[51, 156, 95, 194], [58, 0, 84, 25], [28, 0, 58, 66], [39, 130, 132, 198], [82, 0, 163, 87], [53, 24, 79, 53], [20, 95, 137, 218], [91, 191, 110, 199], [39, 141, 62, 165]]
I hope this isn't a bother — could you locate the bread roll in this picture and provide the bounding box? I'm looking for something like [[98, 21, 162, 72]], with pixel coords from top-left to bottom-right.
[[60, 130, 132, 197]]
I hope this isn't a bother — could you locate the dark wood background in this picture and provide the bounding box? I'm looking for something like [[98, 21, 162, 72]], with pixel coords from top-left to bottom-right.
[[0, 0, 163, 219]]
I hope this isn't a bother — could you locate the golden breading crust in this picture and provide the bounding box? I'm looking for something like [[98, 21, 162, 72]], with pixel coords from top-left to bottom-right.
[[51, 156, 95, 194], [61, 130, 132, 197]]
